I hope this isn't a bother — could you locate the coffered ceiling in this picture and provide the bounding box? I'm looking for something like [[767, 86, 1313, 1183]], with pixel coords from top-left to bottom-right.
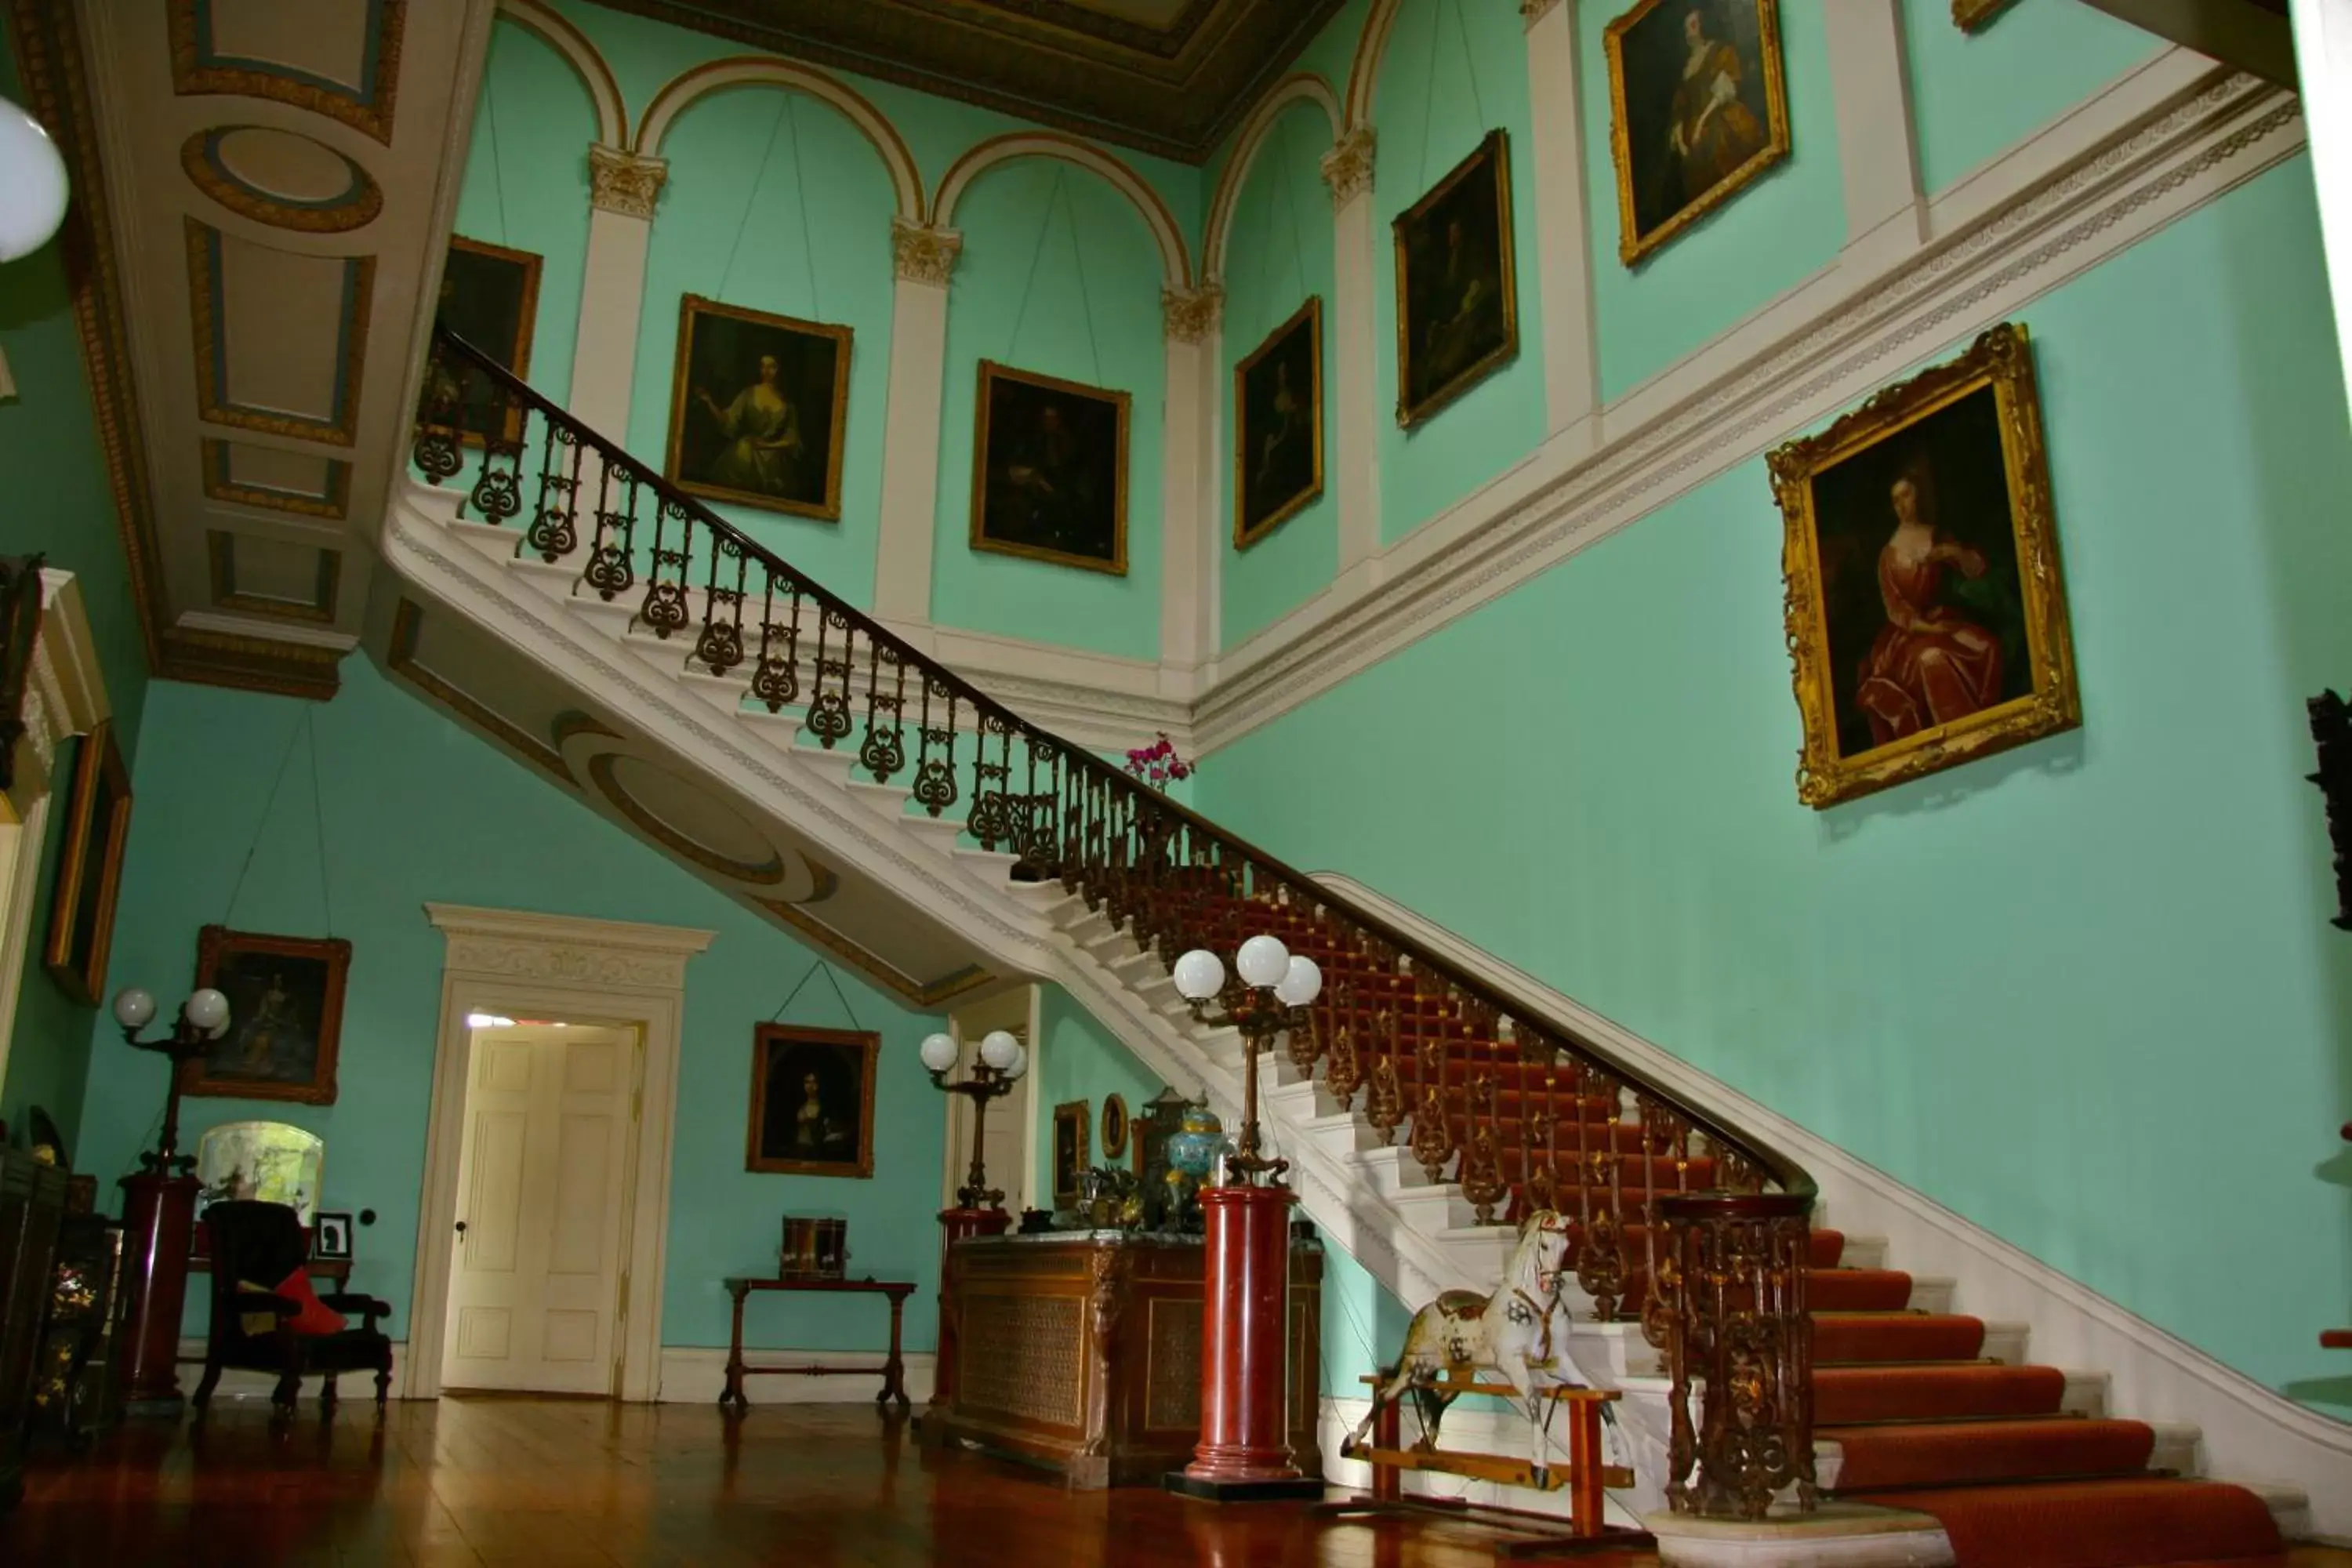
[[583, 0, 1349, 162]]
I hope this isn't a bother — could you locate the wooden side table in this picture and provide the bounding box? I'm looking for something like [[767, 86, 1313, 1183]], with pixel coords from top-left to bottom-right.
[[721, 1276, 916, 1412]]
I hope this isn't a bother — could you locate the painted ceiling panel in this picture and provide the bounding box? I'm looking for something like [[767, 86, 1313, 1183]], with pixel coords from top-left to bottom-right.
[[201, 0, 379, 91]]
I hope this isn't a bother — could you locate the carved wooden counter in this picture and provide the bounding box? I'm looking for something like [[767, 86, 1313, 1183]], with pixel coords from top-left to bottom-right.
[[919, 1230, 1321, 1490]]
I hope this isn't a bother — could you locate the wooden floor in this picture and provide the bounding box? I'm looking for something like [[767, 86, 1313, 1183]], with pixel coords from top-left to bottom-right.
[[5, 1397, 2346, 1567]]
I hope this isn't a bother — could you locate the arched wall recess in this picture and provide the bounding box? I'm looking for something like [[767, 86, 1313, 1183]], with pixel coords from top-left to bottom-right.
[[637, 57, 927, 223], [931, 132, 1194, 289], [1203, 74, 1344, 283], [1345, 0, 1410, 132], [493, 0, 628, 151]]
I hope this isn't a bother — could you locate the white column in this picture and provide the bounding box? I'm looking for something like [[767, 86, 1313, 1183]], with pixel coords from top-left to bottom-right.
[[873, 220, 963, 636], [1160, 285, 1222, 681], [1824, 0, 1926, 278], [2289, 0, 2352, 430], [1521, 0, 1601, 454], [568, 144, 667, 442], [1321, 128, 1382, 593]]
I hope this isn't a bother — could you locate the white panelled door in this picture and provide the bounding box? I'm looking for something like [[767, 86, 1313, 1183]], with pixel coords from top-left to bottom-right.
[[442, 1023, 639, 1394]]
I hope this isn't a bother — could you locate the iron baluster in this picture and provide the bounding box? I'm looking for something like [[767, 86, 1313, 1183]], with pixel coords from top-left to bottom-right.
[[751, 575, 802, 713]]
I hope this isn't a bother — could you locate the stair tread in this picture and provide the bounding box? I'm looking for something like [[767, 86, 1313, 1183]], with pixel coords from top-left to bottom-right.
[[1825, 1416, 2155, 1490], [1859, 1478, 2283, 1568]]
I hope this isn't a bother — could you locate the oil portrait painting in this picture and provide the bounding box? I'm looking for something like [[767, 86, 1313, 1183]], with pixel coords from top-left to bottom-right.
[[666, 295, 852, 521], [43, 720, 131, 1007], [1605, 0, 1791, 264], [971, 361, 1130, 574], [1233, 298, 1323, 548], [181, 927, 352, 1105], [1393, 130, 1517, 428], [1051, 1100, 1091, 1210], [1769, 323, 2079, 808], [746, 1025, 878, 1178], [437, 237, 540, 445]]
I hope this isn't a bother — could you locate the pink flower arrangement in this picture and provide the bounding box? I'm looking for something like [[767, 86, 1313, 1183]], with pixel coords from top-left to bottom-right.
[[1123, 731, 1193, 791]]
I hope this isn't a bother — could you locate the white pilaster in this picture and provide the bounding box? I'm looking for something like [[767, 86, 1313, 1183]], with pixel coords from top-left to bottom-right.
[[1160, 285, 1223, 681], [1521, 0, 1601, 455], [873, 220, 963, 635], [1322, 128, 1382, 593], [2290, 0, 2352, 430], [1824, 0, 1926, 278], [568, 144, 667, 441]]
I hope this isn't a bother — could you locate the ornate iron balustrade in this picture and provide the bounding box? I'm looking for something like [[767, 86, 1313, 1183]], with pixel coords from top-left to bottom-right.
[[409, 326, 1818, 1518]]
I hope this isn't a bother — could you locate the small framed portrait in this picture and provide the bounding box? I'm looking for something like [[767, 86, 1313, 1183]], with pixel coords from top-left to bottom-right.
[[181, 927, 352, 1105], [42, 720, 132, 1006], [747, 1025, 878, 1178], [1767, 322, 2080, 808], [1051, 1100, 1091, 1210], [312, 1210, 353, 1261], [1233, 297, 1323, 548], [1392, 129, 1519, 428], [437, 236, 541, 445], [666, 294, 853, 521], [971, 360, 1130, 575], [1100, 1093, 1130, 1163], [1604, 0, 1791, 266]]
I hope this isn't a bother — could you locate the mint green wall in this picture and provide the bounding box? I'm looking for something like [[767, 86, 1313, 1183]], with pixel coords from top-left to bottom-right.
[[1581, 0, 1844, 403], [1899, 0, 2161, 198], [0, 27, 153, 1151], [455, 21, 591, 411], [1371, 0, 1548, 542], [1030, 984, 1163, 1203], [74, 661, 949, 1354], [931, 163, 1167, 659], [1220, 102, 1340, 649], [1200, 158, 2352, 1415]]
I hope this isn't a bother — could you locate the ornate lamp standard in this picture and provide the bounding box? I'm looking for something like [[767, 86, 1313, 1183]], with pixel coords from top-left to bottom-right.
[[1163, 934, 1324, 1501], [919, 1028, 1027, 1414]]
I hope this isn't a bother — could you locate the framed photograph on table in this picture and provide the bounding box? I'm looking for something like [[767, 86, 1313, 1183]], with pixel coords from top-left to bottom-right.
[[312, 1210, 353, 1261]]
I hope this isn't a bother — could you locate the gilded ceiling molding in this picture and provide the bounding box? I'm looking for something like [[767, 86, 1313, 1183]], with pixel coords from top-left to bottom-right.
[[891, 217, 964, 286], [587, 143, 669, 220], [1519, 0, 1563, 23], [207, 532, 341, 626], [1321, 126, 1377, 206], [179, 129, 384, 234], [493, 0, 627, 150], [1202, 73, 1343, 280], [165, 0, 407, 147], [932, 131, 1194, 289], [1162, 284, 1225, 344], [1344, 0, 1408, 132], [636, 56, 924, 221]]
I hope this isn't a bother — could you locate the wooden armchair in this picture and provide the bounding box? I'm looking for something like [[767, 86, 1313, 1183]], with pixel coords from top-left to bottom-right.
[[194, 1200, 392, 1415]]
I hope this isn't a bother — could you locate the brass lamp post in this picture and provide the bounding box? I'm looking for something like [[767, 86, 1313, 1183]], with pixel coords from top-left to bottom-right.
[[919, 1029, 1028, 1208], [1168, 937, 1323, 1185]]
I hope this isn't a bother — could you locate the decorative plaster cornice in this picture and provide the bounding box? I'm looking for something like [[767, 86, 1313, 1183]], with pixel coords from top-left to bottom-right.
[[1518, 0, 1561, 24], [1161, 282, 1225, 344], [587, 143, 668, 219], [890, 217, 963, 285], [1319, 125, 1376, 205], [426, 902, 714, 992]]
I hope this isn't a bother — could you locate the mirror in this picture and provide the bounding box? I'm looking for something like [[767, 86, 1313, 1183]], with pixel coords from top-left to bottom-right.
[[194, 1120, 324, 1225]]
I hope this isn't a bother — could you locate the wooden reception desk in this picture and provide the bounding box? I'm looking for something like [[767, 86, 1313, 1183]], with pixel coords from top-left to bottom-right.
[[918, 1230, 1322, 1490]]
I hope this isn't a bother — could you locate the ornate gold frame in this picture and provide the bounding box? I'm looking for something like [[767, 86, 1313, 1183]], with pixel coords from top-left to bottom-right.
[[1604, 0, 1791, 267], [746, 1024, 879, 1178], [182, 927, 352, 1105], [42, 720, 130, 1006], [1232, 296, 1324, 550], [1951, 0, 2020, 30], [665, 293, 854, 521], [446, 235, 543, 450], [1051, 1099, 1092, 1207], [1767, 322, 2080, 809], [1392, 129, 1519, 429], [971, 360, 1131, 575], [165, 0, 407, 146]]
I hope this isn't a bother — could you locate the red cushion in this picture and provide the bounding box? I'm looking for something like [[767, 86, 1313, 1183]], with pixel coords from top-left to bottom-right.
[[273, 1266, 348, 1337]]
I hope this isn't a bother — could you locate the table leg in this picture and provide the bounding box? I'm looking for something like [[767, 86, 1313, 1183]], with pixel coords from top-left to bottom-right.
[[721, 1285, 748, 1411], [1569, 1399, 1602, 1537], [879, 1293, 910, 1412]]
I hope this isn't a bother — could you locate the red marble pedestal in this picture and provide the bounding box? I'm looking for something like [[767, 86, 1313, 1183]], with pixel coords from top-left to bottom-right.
[[927, 1206, 1011, 1414], [1167, 1184, 1323, 1501], [117, 1170, 200, 1415]]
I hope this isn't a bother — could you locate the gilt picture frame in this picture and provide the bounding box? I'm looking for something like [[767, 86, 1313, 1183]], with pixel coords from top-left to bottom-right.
[[1767, 322, 2079, 809], [1232, 297, 1323, 548], [1604, 0, 1791, 266], [666, 294, 854, 521], [1392, 129, 1518, 429], [42, 721, 132, 1007], [181, 927, 351, 1105], [746, 1024, 878, 1178], [1051, 1099, 1091, 1210], [439, 236, 541, 448], [971, 360, 1131, 575]]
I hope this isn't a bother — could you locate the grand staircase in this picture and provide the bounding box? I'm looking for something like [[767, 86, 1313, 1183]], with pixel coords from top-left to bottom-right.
[[384, 330, 2324, 1566]]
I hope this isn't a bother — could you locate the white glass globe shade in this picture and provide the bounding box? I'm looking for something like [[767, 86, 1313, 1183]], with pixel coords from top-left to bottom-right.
[[0, 98, 67, 264], [111, 987, 157, 1030], [1275, 954, 1323, 1007], [979, 1030, 1021, 1072], [1172, 948, 1225, 1001], [183, 988, 230, 1033], [918, 1032, 959, 1073], [1235, 934, 1290, 989], [1005, 1042, 1029, 1080]]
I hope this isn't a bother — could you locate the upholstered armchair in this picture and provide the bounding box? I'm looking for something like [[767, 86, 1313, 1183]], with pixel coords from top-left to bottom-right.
[[194, 1200, 393, 1415]]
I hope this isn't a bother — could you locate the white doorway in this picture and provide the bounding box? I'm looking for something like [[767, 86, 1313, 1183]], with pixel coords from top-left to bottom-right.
[[441, 1019, 638, 1394], [940, 985, 1040, 1214]]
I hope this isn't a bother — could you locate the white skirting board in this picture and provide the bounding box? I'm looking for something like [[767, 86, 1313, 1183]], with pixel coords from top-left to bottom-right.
[[167, 1341, 934, 1406]]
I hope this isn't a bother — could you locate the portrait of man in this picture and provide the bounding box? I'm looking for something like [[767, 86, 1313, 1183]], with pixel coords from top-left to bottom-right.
[[747, 1025, 878, 1178], [1234, 298, 1323, 547], [1393, 130, 1519, 427], [971, 361, 1130, 574], [666, 294, 853, 520], [1605, 0, 1791, 264]]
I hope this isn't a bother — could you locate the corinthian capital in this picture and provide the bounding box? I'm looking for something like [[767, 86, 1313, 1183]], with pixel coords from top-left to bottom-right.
[[1519, 0, 1562, 24], [1319, 126, 1377, 206], [587, 144, 668, 220], [891, 217, 964, 286], [1161, 283, 1225, 344]]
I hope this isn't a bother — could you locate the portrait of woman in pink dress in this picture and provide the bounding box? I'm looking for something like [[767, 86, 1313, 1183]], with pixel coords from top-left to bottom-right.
[[1853, 459, 2005, 746]]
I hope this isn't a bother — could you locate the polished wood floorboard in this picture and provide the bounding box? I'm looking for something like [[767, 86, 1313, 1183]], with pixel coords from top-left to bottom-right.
[[5, 1399, 2346, 1567]]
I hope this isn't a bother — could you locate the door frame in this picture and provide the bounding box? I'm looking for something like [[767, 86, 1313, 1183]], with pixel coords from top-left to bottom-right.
[[938, 984, 1040, 1215], [409, 903, 714, 1402]]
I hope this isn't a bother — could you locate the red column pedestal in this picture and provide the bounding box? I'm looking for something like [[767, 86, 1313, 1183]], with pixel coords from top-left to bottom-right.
[[1167, 1184, 1323, 1501], [117, 1171, 200, 1415], [927, 1206, 1010, 1414]]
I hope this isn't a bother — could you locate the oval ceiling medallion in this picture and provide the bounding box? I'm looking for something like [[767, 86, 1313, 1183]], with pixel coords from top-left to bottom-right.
[[180, 127, 383, 234], [588, 752, 788, 887]]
